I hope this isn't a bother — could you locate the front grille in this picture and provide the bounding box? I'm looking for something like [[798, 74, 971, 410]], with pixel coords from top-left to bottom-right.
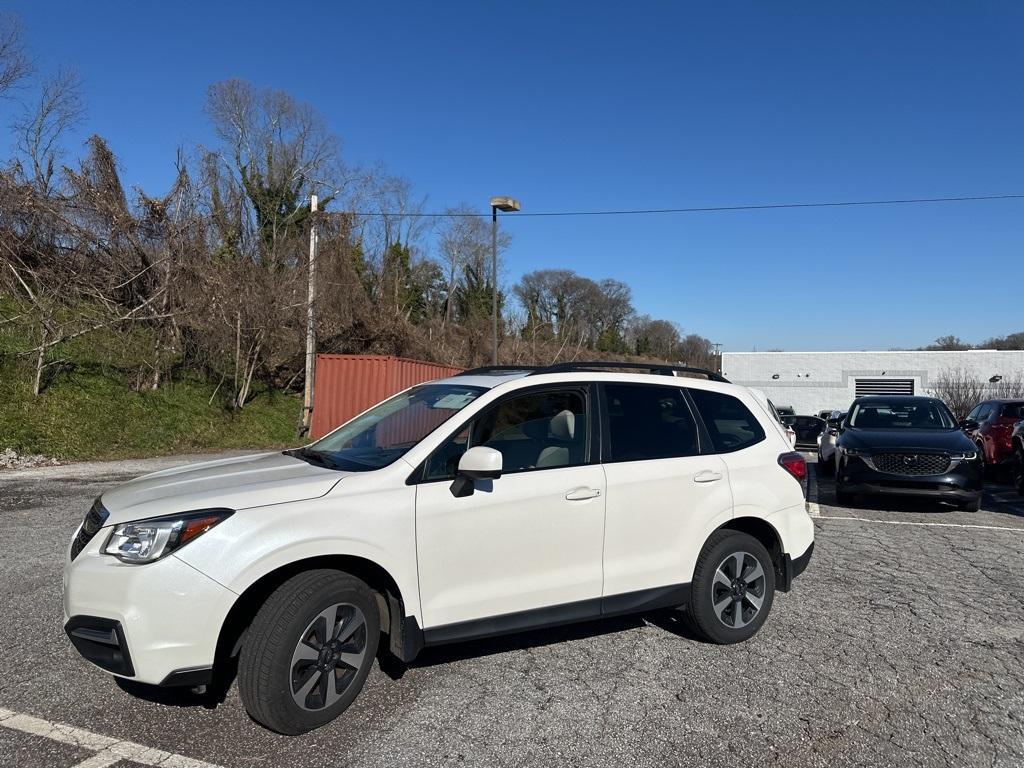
[[872, 453, 951, 476], [70, 500, 109, 561]]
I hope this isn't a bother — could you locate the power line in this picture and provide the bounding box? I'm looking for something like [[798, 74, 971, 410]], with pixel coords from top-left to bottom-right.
[[336, 193, 1024, 218]]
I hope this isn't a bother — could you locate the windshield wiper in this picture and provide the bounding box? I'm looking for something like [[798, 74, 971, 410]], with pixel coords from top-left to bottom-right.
[[284, 447, 339, 469]]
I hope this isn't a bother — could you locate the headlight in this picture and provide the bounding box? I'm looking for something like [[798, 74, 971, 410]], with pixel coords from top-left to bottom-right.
[[102, 509, 233, 564], [950, 451, 977, 461]]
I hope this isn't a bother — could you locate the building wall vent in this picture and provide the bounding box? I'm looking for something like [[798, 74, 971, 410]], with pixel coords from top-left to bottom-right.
[[854, 378, 914, 397]]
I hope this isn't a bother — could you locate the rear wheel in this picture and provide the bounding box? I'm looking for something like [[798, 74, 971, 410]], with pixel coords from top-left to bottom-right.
[[1014, 446, 1024, 496], [238, 570, 380, 735], [685, 530, 775, 644]]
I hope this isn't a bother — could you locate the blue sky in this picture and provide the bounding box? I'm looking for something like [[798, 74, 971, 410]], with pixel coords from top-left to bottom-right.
[[4, 2, 1023, 351]]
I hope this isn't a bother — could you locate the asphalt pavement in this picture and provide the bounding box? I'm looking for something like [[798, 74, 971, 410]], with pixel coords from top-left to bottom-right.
[[2, 453, 1024, 767]]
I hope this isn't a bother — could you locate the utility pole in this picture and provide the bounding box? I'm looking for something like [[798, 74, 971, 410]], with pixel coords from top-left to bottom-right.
[[301, 194, 318, 436]]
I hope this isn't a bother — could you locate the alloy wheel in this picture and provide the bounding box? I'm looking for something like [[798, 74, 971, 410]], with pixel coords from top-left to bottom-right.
[[289, 603, 368, 711], [711, 551, 766, 629]]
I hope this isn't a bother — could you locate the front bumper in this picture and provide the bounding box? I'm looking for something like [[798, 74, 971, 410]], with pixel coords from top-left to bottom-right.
[[63, 528, 237, 685], [836, 454, 983, 503]]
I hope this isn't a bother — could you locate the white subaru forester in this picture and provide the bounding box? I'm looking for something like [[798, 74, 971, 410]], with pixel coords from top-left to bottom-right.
[[64, 362, 814, 734]]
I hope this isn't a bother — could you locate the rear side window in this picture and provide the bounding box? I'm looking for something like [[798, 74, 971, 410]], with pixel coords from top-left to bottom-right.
[[1001, 404, 1024, 419], [689, 389, 766, 453], [604, 384, 700, 462]]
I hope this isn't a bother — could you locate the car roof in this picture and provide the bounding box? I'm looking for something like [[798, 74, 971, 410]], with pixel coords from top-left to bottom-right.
[[432, 369, 740, 394]]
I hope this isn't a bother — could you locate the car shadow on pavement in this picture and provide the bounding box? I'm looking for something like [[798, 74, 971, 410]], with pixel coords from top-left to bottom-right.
[[380, 609, 704, 680]]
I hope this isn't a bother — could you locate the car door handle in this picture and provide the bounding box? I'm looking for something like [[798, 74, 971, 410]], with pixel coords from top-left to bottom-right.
[[693, 470, 724, 483], [565, 487, 602, 501]]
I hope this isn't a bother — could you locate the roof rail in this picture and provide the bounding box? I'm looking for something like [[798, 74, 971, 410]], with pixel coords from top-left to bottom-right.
[[456, 365, 542, 376], [534, 361, 729, 383]]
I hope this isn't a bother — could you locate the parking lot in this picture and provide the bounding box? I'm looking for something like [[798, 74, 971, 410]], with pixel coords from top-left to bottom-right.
[[2, 453, 1024, 768]]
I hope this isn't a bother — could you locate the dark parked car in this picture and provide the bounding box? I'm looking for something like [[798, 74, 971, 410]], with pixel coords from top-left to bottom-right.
[[791, 415, 826, 450], [961, 399, 1024, 475], [835, 395, 983, 511], [1012, 419, 1024, 495]]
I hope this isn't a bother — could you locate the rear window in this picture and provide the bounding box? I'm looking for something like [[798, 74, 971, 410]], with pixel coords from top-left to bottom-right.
[[1001, 404, 1024, 419], [689, 389, 766, 453], [794, 416, 824, 428]]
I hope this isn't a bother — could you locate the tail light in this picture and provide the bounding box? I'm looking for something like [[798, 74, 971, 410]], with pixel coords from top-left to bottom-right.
[[778, 451, 807, 483]]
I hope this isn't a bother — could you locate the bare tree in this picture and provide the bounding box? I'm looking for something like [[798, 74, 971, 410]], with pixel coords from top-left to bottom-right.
[[0, 13, 30, 97], [204, 78, 340, 265], [14, 67, 85, 194], [930, 368, 989, 419]]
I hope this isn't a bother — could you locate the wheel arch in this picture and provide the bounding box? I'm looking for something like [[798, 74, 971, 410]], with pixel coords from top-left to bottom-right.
[[715, 516, 786, 588], [214, 554, 422, 674]]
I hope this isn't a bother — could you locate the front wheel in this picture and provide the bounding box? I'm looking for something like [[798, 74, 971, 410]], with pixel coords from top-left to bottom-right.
[[238, 570, 380, 735], [818, 452, 834, 473], [684, 530, 775, 644], [961, 496, 982, 513]]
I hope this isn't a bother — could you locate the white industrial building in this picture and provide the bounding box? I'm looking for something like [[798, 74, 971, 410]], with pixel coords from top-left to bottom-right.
[[721, 349, 1024, 415]]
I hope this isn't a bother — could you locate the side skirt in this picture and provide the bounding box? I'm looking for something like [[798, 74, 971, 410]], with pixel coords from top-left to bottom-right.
[[421, 583, 691, 648]]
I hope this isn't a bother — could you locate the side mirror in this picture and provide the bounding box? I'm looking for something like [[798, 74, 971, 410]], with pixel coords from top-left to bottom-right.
[[450, 446, 503, 497], [961, 418, 979, 431]]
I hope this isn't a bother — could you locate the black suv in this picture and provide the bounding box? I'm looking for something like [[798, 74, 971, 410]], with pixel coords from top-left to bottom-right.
[[834, 395, 983, 511]]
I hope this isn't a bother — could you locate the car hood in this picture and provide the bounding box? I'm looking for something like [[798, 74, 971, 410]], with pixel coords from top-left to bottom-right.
[[839, 428, 975, 453], [99, 452, 350, 525]]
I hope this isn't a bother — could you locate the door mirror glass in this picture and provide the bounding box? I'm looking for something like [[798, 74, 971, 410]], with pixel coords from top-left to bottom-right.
[[961, 418, 979, 431]]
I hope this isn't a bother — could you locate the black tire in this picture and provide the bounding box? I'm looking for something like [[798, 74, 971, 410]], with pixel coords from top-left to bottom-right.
[[961, 496, 981, 513], [237, 569, 380, 735], [1014, 447, 1024, 496], [685, 530, 775, 645], [818, 452, 834, 474]]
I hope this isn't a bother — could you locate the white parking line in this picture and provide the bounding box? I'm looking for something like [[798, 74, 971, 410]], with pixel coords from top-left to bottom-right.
[[818, 515, 1024, 533], [0, 707, 225, 768]]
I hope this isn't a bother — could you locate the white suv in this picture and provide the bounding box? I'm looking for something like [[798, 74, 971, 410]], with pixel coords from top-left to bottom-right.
[[64, 363, 814, 734]]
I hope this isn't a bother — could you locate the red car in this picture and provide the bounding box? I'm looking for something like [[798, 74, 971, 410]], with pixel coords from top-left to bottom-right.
[[962, 399, 1024, 473]]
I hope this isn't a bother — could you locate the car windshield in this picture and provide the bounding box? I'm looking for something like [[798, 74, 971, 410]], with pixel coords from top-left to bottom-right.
[[848, 400, 957, 430], [293, 383, 485, 471]]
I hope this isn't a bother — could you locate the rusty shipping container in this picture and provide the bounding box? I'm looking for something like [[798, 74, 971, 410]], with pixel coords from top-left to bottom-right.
[[309, 355, 464, 439]]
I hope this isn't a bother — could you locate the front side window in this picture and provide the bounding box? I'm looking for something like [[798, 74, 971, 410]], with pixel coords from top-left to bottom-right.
[[424, 388, 589, 480], [297, 384, 485, 472], [604, 384, 700, 461], [847, 399, 957, 430], [689, 389, 766, 452]]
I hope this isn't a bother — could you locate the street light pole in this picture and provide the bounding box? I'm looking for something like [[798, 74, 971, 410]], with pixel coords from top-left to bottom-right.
[[488, 196, 520, 365]]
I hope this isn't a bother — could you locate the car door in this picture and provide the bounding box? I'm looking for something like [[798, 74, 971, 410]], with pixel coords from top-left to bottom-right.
[[600, 383, 732, 598], [415, 384, 606, 632]]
